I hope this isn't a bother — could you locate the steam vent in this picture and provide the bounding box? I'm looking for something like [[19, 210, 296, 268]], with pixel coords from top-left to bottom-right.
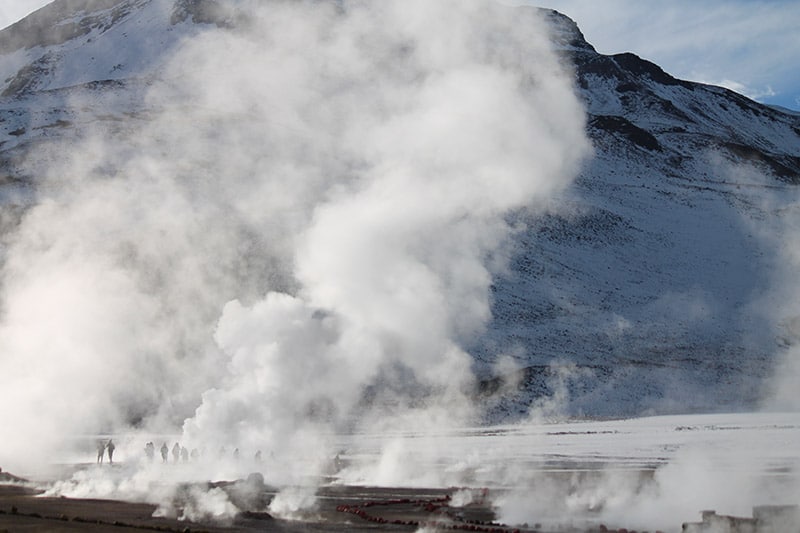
[[682, 506, 800, 533]]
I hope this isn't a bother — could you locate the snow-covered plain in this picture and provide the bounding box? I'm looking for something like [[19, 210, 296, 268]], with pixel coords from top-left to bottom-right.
[[342, 412, 800, 478]]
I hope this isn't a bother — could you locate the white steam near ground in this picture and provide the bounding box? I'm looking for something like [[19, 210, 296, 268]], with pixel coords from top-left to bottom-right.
[[1, 0, 589, 515], [761, 190, 800, 413], [1, 0, 799, 531]]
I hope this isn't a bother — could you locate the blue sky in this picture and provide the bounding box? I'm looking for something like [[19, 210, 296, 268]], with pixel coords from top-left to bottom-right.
[[2, 0, 799, 111], [0, 0, 45, 30]]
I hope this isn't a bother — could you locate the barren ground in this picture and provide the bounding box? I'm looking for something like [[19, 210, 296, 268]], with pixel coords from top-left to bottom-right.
[[0, 483, 550, 533]]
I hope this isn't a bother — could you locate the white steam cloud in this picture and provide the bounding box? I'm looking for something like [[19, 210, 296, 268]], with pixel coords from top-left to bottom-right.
[[0, 0, 589, 487]]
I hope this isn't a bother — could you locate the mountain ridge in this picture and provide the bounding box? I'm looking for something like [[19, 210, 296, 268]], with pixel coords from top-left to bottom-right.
[[1, 0, 799, 422]]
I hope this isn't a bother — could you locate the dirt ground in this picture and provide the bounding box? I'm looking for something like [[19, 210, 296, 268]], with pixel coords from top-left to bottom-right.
[[0, 483, 555, 533]]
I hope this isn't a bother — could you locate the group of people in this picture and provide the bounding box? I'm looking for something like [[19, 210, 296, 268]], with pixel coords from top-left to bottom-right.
[[98, 439, 269, 465], [145, 442, 198, 463], [95, 439, 116, 464], [142, 442, 263, 464]]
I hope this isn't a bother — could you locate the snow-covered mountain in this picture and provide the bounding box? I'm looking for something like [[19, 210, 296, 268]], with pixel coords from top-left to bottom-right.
[[480, 10, 800, 417], [1, 0, 799, 424]]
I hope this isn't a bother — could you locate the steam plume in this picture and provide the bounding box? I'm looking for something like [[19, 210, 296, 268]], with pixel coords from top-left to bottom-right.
[[0, 0, 589, 490]]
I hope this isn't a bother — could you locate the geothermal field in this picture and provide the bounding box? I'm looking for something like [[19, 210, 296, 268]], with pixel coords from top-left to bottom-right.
[[1, 0, 799, 532], [2, 411, 799, 532]]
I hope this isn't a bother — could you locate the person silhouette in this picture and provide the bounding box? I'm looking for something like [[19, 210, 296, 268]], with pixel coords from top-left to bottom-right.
[[172, 442, 180, 463], [145, 442, 155, 461], [96, 440, 106, 464], [160, 442, 169, 463], [107, 440, 116, 464]]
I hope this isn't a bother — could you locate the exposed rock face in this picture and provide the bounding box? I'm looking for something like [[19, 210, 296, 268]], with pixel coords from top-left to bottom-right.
[[170, 0, 238, 26]]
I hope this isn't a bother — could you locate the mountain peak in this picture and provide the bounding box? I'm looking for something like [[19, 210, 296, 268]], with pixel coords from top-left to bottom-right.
[[0, 0, 799, 419], [540, 8, 596, 52]]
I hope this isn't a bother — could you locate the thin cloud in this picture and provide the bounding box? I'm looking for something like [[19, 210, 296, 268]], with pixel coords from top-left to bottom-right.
[[696, 79, 776, 101]]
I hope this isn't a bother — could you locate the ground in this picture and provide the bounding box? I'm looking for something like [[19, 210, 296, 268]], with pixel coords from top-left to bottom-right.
[[0, 483, 545, 533]]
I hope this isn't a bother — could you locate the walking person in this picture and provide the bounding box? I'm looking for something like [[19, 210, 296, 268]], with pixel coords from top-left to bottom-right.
[[107, 439, 116, 464], [145, 442, 155, 461], [96, 440, 106, 464]]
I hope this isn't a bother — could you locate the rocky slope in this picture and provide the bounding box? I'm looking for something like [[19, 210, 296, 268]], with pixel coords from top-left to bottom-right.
[[1, 0, 799, 421], [478, 10, 800, 417]]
